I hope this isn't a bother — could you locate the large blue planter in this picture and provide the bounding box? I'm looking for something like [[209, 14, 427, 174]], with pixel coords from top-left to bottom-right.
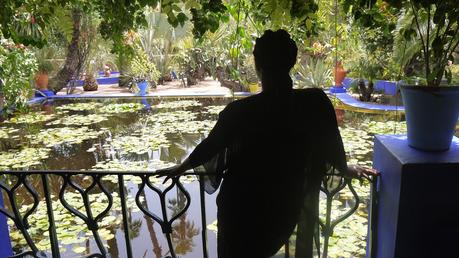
[[400, 85, 459, 151], [136, 81, 148, 96]]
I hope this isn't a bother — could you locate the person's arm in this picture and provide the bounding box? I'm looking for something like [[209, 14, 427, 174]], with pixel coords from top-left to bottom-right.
[[156, 104, 234, 182], [156, 157, 192, 183], [315, 89, 377, 179]]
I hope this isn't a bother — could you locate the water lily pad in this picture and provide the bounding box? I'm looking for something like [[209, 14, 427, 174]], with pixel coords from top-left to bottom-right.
[[0, 127, 19, 139], [99, 103, 145, 114], [156, 100, 202, 109], [26, 127, 106, 147], [47, 114, 108, 126], [204, 105, 225, 115], [55, 102, 103, 112], [0, 147, 50, 170], [72, 246, 86, 254], [145, 110, 215, 135], [109, 134, 169, 155], [5, 112, 55, 124]]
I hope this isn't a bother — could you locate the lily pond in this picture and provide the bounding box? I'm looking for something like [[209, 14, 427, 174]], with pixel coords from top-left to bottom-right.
[[0, 96, 411, 257]]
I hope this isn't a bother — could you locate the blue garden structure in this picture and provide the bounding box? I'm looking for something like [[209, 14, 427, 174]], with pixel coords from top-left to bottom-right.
[[0, 191, 13, 258], [67, 72, 121, 87], [329, 85, 347, 93], [371, 135, 459, 258]]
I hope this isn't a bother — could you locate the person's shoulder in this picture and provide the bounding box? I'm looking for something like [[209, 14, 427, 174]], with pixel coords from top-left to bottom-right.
[[293, 88, 327, 97], [226, 94, 261, 109]]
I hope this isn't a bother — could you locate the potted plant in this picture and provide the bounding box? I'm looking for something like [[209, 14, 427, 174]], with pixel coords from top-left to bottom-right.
[[243, 60, 260, 93], [103, 64, 111, 77], [35, 60, 53, 91], [395, 0, 459, 151], [346, 0, 459, 151], [83, 72, 98, 91], [130, 50, 160, 95]]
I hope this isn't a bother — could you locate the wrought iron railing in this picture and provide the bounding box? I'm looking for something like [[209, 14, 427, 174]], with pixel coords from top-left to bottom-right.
[[0, 170, 375, 258]]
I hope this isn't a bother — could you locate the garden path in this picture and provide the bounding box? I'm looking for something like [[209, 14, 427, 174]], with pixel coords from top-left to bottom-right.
[[55, 78, 232, 97]]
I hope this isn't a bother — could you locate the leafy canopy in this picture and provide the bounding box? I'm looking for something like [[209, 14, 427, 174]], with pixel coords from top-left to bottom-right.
[[344, 0, 459, 86], [1, 0, 319, 47]]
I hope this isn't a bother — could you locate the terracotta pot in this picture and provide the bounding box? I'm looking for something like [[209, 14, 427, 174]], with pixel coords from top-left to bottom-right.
[[334, 62, 347, 87], [35, 73, 49, 91]]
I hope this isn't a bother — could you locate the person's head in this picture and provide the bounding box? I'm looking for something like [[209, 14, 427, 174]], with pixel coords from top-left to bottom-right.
[[253, 29, 298, 91]]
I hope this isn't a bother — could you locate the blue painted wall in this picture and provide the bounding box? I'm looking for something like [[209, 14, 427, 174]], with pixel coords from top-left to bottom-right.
[[0, 191, 13, 257]]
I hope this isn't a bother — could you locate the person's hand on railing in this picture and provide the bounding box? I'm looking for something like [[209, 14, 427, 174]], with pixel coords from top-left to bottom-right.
[[344, 164, 379, 183], [156, 158, 192, 184]]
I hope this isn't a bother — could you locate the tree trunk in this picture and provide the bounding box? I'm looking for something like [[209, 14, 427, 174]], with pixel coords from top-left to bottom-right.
[[49, 8, 82, 93]]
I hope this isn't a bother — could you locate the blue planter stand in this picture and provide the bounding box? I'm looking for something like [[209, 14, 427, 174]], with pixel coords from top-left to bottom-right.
[[369, 135, 459, 258], [329, 85, 346, 93], [0, 191, 13, 257], [136, 81, 148, 96]]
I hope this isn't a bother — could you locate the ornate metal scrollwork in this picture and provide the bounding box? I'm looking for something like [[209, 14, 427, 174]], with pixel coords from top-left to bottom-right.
[[0, 169, 369, 258], [317, 170, 362, 258], [59, 173, 113, 257], [0, 174, 43, 257], [135, 174, 191, 258]]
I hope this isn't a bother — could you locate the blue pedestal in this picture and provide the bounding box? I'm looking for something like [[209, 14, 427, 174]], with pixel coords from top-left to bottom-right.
[[370, 135, 459, 258], [0, 191, 13, 257], [34, 90, 55, 98], [329, 85, 346, 93]]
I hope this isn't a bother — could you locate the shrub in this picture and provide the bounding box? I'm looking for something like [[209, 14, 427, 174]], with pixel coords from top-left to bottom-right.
[[0, 37, 38, 114], [37, 60, 53, 74]]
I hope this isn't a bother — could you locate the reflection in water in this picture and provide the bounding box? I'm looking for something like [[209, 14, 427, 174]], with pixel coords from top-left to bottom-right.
[[172, 214, 199, 255], [142, 188, 164, 258], [169, 190, 199, 255]]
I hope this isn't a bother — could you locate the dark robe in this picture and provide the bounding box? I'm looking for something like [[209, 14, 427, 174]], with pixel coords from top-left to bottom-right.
[[189, 88, 347, 258]]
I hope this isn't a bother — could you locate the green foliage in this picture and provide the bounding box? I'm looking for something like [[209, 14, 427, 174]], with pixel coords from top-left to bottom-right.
[[346, 0, 459, 86], [4, 111, 55, 124], [138, 8, 191, 77], [1, 8, 48, 47], [350, 53, 383, 83], [450, 65, 459, 84], [295, 58, 332, 88], [190, 0, 228, 38], [37, 60, 53, 74], [26, 126, 106, 147], [99, 103, 145, 114], [0, 37, 38, 113], [0, 147, 50, 170], [130, 48, 160, 84], [341, 0, 400, 81]]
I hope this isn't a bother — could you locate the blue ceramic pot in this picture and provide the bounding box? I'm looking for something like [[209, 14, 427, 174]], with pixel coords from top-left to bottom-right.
[[400, 85, 459, 151], [137, 81, 148, 96]]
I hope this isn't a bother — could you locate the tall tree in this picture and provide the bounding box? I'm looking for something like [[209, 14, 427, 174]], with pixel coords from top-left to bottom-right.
[[49, 8, 83, 93]]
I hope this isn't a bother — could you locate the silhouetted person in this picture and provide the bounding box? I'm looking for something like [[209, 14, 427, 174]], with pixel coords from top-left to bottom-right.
[[157, 29, 375, 258]]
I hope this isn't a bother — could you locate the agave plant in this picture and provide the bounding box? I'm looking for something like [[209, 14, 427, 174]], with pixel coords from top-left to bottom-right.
[[296, 58, 332, 88]]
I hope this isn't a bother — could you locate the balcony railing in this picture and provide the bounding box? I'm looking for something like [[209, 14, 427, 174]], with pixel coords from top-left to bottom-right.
[[0, 170, 377, 258]]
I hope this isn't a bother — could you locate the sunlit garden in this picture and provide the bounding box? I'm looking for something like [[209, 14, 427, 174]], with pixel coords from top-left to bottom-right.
[[1, 0, 458, 258]]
